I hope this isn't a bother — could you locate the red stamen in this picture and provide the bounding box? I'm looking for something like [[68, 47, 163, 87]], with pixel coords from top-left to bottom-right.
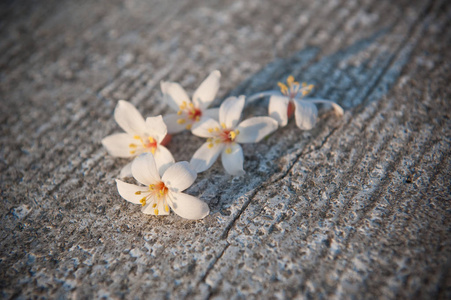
[[188, 108, 202, 120], [160, 134, 172, 146], [287, 101, 295, 118]]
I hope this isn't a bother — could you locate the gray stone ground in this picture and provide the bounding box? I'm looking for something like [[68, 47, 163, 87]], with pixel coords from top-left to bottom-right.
[[1, 0, 450, 299]]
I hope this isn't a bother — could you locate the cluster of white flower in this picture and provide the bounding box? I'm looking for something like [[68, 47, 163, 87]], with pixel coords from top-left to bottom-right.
[[102, 71, 343, 220]]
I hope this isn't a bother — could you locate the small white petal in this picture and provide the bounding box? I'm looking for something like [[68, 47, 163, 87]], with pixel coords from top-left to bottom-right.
[[191, 118, 220, 138], [202, 108, 220, 121], [168, 192, 209, 220], [154, 145, 175, 176], [307, 98, 344, 116], [116, 179, 149, 204], [163, 113, 190, 134], [221, 144, 245, 176], [114, 100, 146, 136], [190, 142, 224, 173], [235, 117, 278, 143], [119, 161, 133, 178], [192, 70, 221, 110], [145, 115, 167, 143], [141, 197, 170, 216], [162, 161, 197, 192], [219, 96, 245, 129], [269, 95, 290, 126], [101, 133, 136, 157], [294, 99, 318, 130], [131, 153, 160, 186], [160, 81, 191, 111]]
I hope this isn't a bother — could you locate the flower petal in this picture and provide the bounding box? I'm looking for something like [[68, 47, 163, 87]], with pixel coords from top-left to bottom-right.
[[191, 118, 220, 138], [190, 142, 224, 173], [221, 144, 245, 176], [119, 161, 133, 178], [101, 133, 136, 157], [294, 99, 318, 130], [131, 153, 160, 185], [308, 98, 344, 116], [192, 70, 221, 110], [154, 145, 175, 176], [145, 115, 167, 143], [268, 95, 290, 126], [235, 117, 278, 143], [141, 196, 170, 216], [168, 192, 209, 220], [219, 95, 245, 129], [202, 108, 220, 121], [163, 113, 189, 134], [160, 81, 191, 111], [116, 179, 149, 204], [162, 161, 197, 192], [114, 100, 146, 136]]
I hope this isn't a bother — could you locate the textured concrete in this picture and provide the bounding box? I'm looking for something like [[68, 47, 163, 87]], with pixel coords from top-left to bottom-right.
[[0, 0, 450, 299]]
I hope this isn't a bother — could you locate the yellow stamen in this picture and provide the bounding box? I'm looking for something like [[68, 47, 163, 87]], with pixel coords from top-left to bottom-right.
[[221, 123, 226, 129], [150, 148, 156, 154], [186, 124, 192, 130], [195, 116, 200, 122], [225, 147, 232, 154], [229, 131, 237, 141], [177, 110, 182, 115], [148, 137, 154, 143], [208, 143, 214, 149], [208, 128, 213, 133], [302, 82, 307, 87], [188, 103, 194, 108], [129, 150, 136, 154], [287, 75, 295, 85], [140, 198, 146, 206], [149, 184, 155, 190], [133, 135, 141, 140], [165, 205, 169, 212], [129, 143, 137, 148], [152, 203, 157, 208], [214, 127, 220, 132], [135, 191, 141, 195], [278, 82, 288, 94], [236, 129, 240, 134], [177, 118, 186, 124], [207, 138, 213, 143], [154, 209, 159, 215], [180, 101, 187, 109]]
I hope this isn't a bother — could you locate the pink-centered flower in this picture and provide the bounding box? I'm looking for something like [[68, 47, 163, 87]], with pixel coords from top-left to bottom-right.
[[190, 96, 278, 176], [248, 75, 343, 130], [101, 100, 174, 177], [161, 70, 221, 134], [116, 153, 209, 220]]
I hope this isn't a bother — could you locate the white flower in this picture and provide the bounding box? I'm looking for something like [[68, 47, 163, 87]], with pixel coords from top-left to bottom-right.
[[190, 96, 278, 176], [161, 70, 221, 134], [101, 100, 175, 177], [248, 75, 343, 130], [116, 153, 209, 220]]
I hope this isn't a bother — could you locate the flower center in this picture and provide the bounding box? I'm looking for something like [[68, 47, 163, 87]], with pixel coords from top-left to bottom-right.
[[134, 181, 169, 215], [129, 136, 158, 155], [278, 75, 314, 100], [176, 101, 203, 130], [206, 123, 240, 154]]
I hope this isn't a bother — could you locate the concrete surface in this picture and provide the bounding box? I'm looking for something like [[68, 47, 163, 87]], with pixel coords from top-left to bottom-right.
[[0, 0, 450, 299]]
